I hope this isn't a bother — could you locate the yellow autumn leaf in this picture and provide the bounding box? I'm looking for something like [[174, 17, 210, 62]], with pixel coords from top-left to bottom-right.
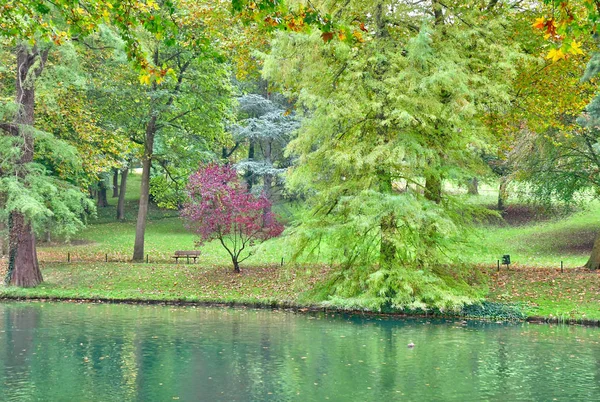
[[546, 48, 565, 62], [533, 17, 545, 30], [139, 74, 151, 85], [352, 31, 364, 42], [569, 41, 584, 55]]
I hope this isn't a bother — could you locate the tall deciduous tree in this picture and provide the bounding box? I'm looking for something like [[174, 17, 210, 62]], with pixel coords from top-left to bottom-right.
[[523, 0, 600, 268], [0, 0, 169, 286]]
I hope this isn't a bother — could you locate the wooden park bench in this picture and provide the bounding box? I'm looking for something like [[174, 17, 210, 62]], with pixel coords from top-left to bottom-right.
[[172, 250, 201, 264]]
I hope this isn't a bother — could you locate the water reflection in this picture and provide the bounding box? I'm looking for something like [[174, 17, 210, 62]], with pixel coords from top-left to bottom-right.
[[0, 303, 599, 401]]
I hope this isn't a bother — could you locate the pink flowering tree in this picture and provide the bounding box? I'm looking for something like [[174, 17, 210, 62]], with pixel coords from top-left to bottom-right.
[[181, 163, 284, 273]]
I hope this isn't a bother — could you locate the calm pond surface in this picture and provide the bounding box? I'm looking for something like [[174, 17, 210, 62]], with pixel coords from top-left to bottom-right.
[[0, 302, 599, 401]]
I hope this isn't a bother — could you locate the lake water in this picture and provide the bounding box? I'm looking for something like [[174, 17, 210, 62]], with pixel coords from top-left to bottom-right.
[[0, 302, 599, 401]]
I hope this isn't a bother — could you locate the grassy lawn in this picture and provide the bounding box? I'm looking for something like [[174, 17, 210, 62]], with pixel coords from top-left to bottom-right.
[[0, 262, 331, 305], [1, 176, 600, 321]]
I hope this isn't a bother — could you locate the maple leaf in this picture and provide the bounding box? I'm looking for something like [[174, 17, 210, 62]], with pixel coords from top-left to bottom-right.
[[569, 40, 584, 55], [321, 31, 334, 42], [546, 48, 565, 62], [533, 17, 545, 30], [139, 74, 151, 85]]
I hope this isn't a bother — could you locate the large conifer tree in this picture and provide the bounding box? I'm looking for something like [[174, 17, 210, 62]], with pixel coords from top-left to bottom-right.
[[264, 0, 527, 310]]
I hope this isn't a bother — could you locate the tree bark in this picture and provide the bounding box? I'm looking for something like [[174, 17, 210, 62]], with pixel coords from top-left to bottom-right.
[[245, 141, 255, 190], [378, 169, 396, 266], [133, 114, 157, 261], [425, 173, 442, 204], [232, 258, 241, 273], [97, 179, 108, 207], [262, 140, 273, 224], [585, 233, 600, 270], [5, 45, 47, 287], [0, 222, 6, 256], [467, 177, 479, 195], [117, 168, 129, 221], [498, 176, 509, 212], [112, 168, 119, 198]]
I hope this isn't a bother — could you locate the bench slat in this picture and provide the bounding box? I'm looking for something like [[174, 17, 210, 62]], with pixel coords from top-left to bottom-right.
[[174, 250, 201, 256]]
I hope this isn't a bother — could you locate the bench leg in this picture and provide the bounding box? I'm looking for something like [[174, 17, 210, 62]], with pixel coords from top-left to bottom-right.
[[175, 257, 178, 264]]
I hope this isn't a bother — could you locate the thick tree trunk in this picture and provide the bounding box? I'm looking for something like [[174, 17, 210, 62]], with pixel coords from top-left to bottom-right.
[[117, 168, 128, 221], [498, 176, 509, 212], [6, 45, 46, 287], [467, 177, 479, 195], [8, 213, 42, 287], [585, 233, 600, 270], [425, 173, 442, 204], [97, 180, 108, 207], [112, 169, 119, 198], [133, 115, 157, 261]]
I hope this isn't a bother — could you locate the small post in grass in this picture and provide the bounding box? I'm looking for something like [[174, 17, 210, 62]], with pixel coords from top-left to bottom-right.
[[561, 260, 564, 273], [67, 252, 70, 263], [497, 259, 500, 272], [105, 253, 108, 263], [281, 257, 284, 267], [146, 254, 149, 264], [502, 254, 511, 270]]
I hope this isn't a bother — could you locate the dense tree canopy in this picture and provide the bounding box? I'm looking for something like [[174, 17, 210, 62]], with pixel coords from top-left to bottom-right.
[[2, 0, 600, 316], [262, 0, 532, 310]]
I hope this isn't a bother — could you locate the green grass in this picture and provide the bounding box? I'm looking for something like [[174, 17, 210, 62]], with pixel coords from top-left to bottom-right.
[[485, 267, 600, 320], [466, 197, 598, 268], [0, 262, 331, 306], [2, 175, 600, 321]]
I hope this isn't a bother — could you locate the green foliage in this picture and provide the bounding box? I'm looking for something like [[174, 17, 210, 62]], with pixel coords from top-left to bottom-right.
[[0, 133, 95, 239], [263, 0, 525, 310], [149, 175, 184, 210], [459, 302, 528, 321]]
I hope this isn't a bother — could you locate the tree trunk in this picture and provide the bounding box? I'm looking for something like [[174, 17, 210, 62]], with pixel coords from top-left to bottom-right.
[[112, 169, 119, 198], [0, 221, 7, 256], [425, 173, 442, 204], [97, 179, 108, 207], [585, 233, 600, 270], [498, 176, 509, 212], [262, 140, 273, 224], [245, 141, 255, 190], [232, 258, 241, 273], [5, 45, 47, 287], [8, 211, 42, 287], [117, 168, 129, 221], [467, 177, 479, 195], [133, 115, 157, 261], [378, 169, 396, 266]]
